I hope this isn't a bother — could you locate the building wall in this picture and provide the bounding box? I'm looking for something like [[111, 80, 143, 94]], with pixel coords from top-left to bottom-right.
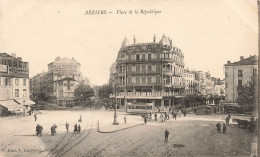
[[0, 77, 13, 100], [225, 64, 258, 102]]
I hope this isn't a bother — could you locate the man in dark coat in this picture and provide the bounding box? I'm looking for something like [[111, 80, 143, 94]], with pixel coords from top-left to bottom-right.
[[216, 122, 221, 132], [165, 129, 169, 142], [51, 124, 57, 136], [225, 116, 230, 126], [154, 113, 157, 121], [144, 116, 147, 125], [74, 124, 78, 133], [36, 124, 43, 136], [223, 123, 226, 134], [65, 122, 69, 133], [78, 125, 81, 134]]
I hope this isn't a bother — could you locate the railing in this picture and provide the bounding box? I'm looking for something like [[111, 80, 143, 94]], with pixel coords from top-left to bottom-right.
[[126, 71, 160, 75], [114, 92, 181, 97]]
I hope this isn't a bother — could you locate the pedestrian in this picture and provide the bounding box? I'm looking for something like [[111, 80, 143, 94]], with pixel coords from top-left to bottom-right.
[[144, 115, 147, 125], [78, 115, 82, 123], [51, 124, 57, 136], [65, 122, 69, 133], [34, 113, 37, 121], [183, 110, 186, 117], [225, 116, 230, 126], [124, 115, 127, 124], [161, 114, 164, 122], [36, 124, 43, 136], [78, 124, 81, 133], [223, 123, 226, 134], [167, 113, 170, 120], [165, 129, 169, 142], [154, 113, 157, 121], [216, 122, 221, 133], [150, 112, 152, 119], [74, 124, 78, 133], [174, 112, 177, 120], [164, 112, 167, 121], [29, 110, 31, 116], [194, 108, 197, 114]]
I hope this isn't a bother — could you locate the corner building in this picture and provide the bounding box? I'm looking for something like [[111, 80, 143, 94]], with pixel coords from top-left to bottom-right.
[[114, 35, 185, 112]]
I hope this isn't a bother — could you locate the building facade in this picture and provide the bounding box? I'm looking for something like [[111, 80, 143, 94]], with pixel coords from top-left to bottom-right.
[[0, 53, 34, 116], [183, 69, 195, 95], [224, 55, 258, 103], [30, 57, 82, 107], [112, 35, 185, 112]]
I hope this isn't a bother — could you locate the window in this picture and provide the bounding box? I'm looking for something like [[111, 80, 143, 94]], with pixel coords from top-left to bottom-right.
[[15, 89, 19, 97], [136, 77, 140, 84], [148, 77, 152, 84], [128, 65, 132, 72], [148, 65, 152, 72], [136, 65, 140, 72], [8, 60, 12, 66], [148, 54, 151, 60], [136, 54, 140, 61], [128, 77, 132, 84], [142, 65, 146, 72], [238, 70, 243, 77], [148, 45, 151, 49], [156, 64, 160, 72], [142, 77, 146, 84], [142, 54, 145, 61], [128, 55, 131, 60], [23, 89, 27, 97], [5, 78, 11, 86], [156, 53, 160, 59], [156, 77, 160, 84], [15, 78, 19, 86], [23, 79, 26, 86], [67, 86, 71, 90], [253, 69, 257, 76]]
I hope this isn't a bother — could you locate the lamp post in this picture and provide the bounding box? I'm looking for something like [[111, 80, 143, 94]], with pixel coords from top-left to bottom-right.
[[113, 79, 119, 125]]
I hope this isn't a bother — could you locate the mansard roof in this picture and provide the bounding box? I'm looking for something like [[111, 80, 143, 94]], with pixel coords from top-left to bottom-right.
[[225, 55, 258, 66]]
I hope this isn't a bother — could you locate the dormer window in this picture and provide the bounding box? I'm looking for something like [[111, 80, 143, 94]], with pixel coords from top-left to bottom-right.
[[128, 47, 132, 50], [148, 45, 151, 49]]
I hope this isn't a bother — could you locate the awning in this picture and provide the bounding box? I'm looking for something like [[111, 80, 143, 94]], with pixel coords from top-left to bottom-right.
[[0, 100, 25, 112], [15, 98, 36, 106]]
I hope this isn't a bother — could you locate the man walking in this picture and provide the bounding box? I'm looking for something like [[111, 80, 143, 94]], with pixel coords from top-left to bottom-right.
[[154, 113, 157, 121], [225, 116, 230, 126], [165, 129, 169, 142], [223, 123, 226, 134], [65, 122, 69, 133], [124, 115, 127, 124], [144, 115, 147, 125], [34, 113, 37, 121]]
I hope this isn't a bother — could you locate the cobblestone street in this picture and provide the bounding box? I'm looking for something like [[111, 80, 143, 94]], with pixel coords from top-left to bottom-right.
[[0, 110, 255, 157]]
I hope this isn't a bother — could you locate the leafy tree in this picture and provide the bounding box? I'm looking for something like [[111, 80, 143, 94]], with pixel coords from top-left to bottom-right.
[[237, 80, 255, 106], [74, 82, 95, 107], [98, 84, 113, 99]]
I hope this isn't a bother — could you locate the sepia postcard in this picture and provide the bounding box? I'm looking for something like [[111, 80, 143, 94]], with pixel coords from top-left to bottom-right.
[[0, 0, 259, 156]]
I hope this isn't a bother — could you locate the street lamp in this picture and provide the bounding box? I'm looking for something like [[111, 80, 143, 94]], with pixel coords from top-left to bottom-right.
[[113, 79, 119, 125]]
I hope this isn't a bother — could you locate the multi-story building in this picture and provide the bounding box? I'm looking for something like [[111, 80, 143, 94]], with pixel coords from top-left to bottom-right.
[[195, 71, 214, 95], [183, 69, 195, 95], [30, 72, 48, 101], [112, 35, 185, 112], [224, 55, 258, 103], [30, 57, 82, 107], [0, 53, 34, 116]]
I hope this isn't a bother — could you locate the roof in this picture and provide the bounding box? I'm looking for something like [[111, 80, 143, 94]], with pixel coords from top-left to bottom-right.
[[225, 55, 258, 66], [14, 98, 36, 106], [48, 57, 81, 66], [0, 100, 25, 110]]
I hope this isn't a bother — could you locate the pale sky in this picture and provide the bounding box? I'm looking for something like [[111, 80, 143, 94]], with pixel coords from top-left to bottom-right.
[[0, 0, 258, 85]]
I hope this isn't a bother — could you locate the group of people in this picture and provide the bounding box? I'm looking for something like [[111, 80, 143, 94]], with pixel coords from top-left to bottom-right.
[[35, 115, 83, 136], [216, 115, 231, 134]]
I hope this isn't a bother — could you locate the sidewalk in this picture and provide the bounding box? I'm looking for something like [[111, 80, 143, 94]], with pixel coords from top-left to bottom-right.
[[98, 123, 143, 133]]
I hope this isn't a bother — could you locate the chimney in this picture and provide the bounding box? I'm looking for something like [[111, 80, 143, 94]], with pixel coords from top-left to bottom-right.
[[227, 61, 231, 64], [55, 56, 61, 61], [240, 56, 244, 60], [11, 53, 16, 58], [72, 57, 74, 60]]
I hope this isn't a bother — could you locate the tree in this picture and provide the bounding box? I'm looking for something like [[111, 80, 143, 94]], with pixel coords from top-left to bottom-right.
[[74, 82, 95, 107], [98, 84, 113, 99], [237, 80, 255, 106]]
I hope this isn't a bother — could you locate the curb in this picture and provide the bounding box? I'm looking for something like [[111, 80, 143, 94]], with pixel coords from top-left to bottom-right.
[[98, 123, 143, 133]]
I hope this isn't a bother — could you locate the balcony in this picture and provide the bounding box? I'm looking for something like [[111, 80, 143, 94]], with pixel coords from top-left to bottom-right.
[[113, 91, 182, 99], [126, 71, 160, 76]]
